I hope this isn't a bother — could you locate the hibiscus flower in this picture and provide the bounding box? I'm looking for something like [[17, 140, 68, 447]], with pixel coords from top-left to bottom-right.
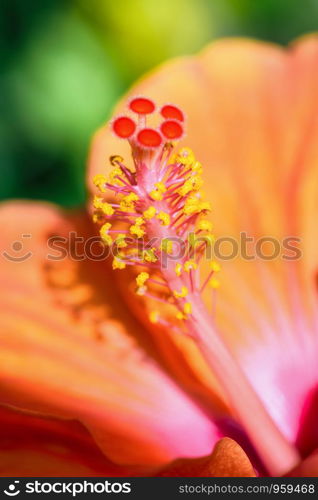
[[1, 36, 318, 477]]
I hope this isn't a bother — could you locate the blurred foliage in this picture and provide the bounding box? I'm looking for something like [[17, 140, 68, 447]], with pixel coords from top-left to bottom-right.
[[1, 0, 317, 207]]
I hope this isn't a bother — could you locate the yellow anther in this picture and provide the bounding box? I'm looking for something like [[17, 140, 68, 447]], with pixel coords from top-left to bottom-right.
[[143, 206, 157, 219], [149, 190, 163, 201], [108, 166, 123, 185], [176, 147, 195, 165], [191, 175, 203, 191], [191, 161, 203, 174], [176, 311, 185, 320], [115, 234, 127, 248], [200, 201, 212, 212], [120, 192, 139, 211], [198, 220, 213, 232], [160, 239, 173, 254], [126, 193, 139, 203], [178, 180, 194, 197], [136, 272, 149, 287], [130, 224, 145, 238], [101, 202, 114, 216], [173, 286, 188, 299], [100, 222, 112, 245], [92, 213, 102, 224], [210, 261, 221, 272], [93, 174, 107, 192], [183, 196, 201, 215], [109, 155, 124, 166], [209, 278, 220, 289], [112, 257, 126, 270], [149, 311, 159, 324], [178, 176, 203, 197], [157, 211, 170, 226], [101, 234, 112, 246], [184, 196, 211, 216], [93, 195, 103, 209], [142, 248, 157, 263], [183, 302, 192, 315], [175, 263, 183, 276], [136, 286, 147, 296], [135, 216, 144, 226], [155, 182, 167, 193], [184, 260, 197, 272], [94, 195, 116, 216]]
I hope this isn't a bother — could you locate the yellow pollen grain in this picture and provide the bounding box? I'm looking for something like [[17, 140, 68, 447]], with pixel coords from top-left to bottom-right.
[[93, 174, 107, 193], [112, 257, 126, 270], [136, 272, 149, 287], [173, 286, 188, 299], [155, 182, 167, 193], [198, 220, 213, 232], [93, 195, 103, 209], [130, 224, 145, 238], [178, 180, 193, 197], [157, 211, 170, 226], [176, 147, 195, 166], [100, 222, 111, 236], [210, 261, 221, 272], [175, 263, 182, 276], [209, 278, 220, 289], [200, 201, 211, 212], [143, 206, 157, 219], [149, 190, 163, 201], [92, 213, 102, 224], [108, 167, 123, 186], [120, 192, 139, 211], [149, 311, 159, 323], [115, 234, 127, 248], [183, 302, 192, 315], [184, 260, 197, 272], [176, 311, 185, 320], [101, 202, 114, 216], [135, 216, 144, 226], [142, 249, 157, 263], [191, 161, 203, 174]]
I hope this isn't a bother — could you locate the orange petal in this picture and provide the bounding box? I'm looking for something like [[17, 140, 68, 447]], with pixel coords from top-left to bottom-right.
[[0, 405, 130, 477], [0, 201, 221, 468], [88, 36, 318, 446], [159, 438, 256, 477]]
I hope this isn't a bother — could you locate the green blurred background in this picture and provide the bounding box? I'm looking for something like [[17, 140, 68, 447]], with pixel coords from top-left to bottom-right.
[[1, 0, 318, 207]]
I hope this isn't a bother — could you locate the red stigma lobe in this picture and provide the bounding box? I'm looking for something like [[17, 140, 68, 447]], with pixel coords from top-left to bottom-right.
[[160, 104, 184, 122], [129, 97, 156, 115], [113, 116, 136, 138], [137, 128, 162, 148], [160, 120, 183, 139]]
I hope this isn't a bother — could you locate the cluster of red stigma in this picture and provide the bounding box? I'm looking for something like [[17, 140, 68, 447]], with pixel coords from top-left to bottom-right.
[[111, 97, 185, 148]]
